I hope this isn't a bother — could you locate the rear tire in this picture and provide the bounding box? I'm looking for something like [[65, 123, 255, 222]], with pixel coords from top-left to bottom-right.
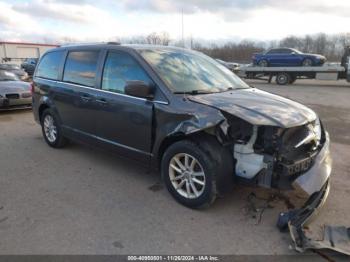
[[276, 72, 290, 85], [41, 108, 68, 148], [161, 140, 218, 209], [258, 59, 268, 67]]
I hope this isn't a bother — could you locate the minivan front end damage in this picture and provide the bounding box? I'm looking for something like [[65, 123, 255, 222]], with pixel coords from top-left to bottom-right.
[[228, 118, 331, 198], [187, 90, 332, 209]]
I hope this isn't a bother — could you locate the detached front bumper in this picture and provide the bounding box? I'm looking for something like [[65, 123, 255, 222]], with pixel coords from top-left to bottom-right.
[[288, 181, 331, 252], [277, 132, 335, 253]]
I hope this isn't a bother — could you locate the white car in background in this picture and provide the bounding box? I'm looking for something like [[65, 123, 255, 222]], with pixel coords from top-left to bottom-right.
[[0, 71, 32, 110], [216, 59, 240, 71]]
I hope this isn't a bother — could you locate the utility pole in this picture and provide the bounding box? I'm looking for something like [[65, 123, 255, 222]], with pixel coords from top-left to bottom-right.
[[181, 8, 184, 47], [190, 34, 193, 49]]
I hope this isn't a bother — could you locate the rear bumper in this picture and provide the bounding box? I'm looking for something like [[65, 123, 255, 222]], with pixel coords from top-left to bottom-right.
[[0, 97, 32, 110]]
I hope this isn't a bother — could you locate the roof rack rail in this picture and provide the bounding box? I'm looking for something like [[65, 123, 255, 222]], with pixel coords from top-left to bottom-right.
[[107, 42, 121, 45]]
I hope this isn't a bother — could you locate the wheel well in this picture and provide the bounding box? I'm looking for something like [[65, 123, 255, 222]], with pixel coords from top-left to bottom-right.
[[157, 134, 187, 168], [157, 131, 217, 169], [302, 57, 313, 64], [258, 59, 268, 66], [157, 130, 234, 195], [38, 104, 50, 121]]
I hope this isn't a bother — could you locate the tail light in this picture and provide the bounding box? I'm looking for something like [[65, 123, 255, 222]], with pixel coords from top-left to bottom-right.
[[30, 82, 35, 94]]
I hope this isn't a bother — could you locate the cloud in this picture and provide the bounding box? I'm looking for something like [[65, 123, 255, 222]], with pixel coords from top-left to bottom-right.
[[13, 0, 109, 24], [0, 2, 43, 37], [47, 0, 89, 3], [120, 0, 264, 14], [119, 0, 350, 20]]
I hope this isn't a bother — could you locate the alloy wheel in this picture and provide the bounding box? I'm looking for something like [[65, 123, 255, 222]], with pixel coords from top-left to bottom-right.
[[43, 114, 57, 143], [168, 153, 206, 199]]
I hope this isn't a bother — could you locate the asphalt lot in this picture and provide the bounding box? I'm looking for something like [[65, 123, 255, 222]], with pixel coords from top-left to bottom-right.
[[0, 79, 349, 255]]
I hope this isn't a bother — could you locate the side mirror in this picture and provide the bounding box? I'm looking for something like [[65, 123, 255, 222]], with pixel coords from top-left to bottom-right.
[[291, 52, 296, 55], [125, 80, 154, 100]]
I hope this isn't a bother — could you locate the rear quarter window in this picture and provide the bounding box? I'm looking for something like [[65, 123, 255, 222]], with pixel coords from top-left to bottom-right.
[[36, 51, 65, 80], [63, 51, 99, 87]]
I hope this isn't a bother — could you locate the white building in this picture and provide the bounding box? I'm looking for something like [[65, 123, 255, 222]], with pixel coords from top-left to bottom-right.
[[0, 42, 58, 64]]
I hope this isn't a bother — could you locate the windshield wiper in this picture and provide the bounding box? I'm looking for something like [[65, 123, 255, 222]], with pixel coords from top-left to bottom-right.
[[221, 86, 250, 92], [173, 90, 214, 95]]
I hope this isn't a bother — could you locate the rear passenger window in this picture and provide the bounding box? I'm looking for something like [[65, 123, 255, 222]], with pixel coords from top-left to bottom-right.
[[102, 51, 152, 94], [36, 51, 64, 80], [63, 51, 99, 87]]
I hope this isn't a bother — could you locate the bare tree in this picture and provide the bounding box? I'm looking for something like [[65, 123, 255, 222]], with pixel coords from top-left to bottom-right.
[[146, 32, 161, 45], [159, 31, 170, 46], [115, 31, 350, 62], [145, 32, 170, 45]]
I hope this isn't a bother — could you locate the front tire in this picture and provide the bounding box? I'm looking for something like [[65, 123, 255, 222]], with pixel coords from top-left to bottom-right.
[[161, 140, 218, 209], [41, 108, 68, 148], [302, 58, 313, 66]]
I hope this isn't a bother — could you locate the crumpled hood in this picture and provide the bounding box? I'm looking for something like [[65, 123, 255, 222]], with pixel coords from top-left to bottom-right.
[[0, 81, 31, 95], [188, 88, 317, 128]]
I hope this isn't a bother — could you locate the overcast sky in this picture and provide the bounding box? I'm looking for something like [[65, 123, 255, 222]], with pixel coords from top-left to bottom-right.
[[1, 0, 350, 44]]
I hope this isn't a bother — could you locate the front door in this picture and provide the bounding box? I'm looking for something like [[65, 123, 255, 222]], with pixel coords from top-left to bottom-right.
[[95, 50, 154, 161]]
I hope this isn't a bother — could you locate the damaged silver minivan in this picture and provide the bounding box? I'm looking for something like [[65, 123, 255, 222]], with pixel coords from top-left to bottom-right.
[[32, 44, 332, 216]]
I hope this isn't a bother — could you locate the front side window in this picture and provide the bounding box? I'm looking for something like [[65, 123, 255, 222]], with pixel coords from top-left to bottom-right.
[[36, 51, 64, 80], [139, 49, 249, 93], [102, 51, 152, 94], [63, 51, 99, 87]]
